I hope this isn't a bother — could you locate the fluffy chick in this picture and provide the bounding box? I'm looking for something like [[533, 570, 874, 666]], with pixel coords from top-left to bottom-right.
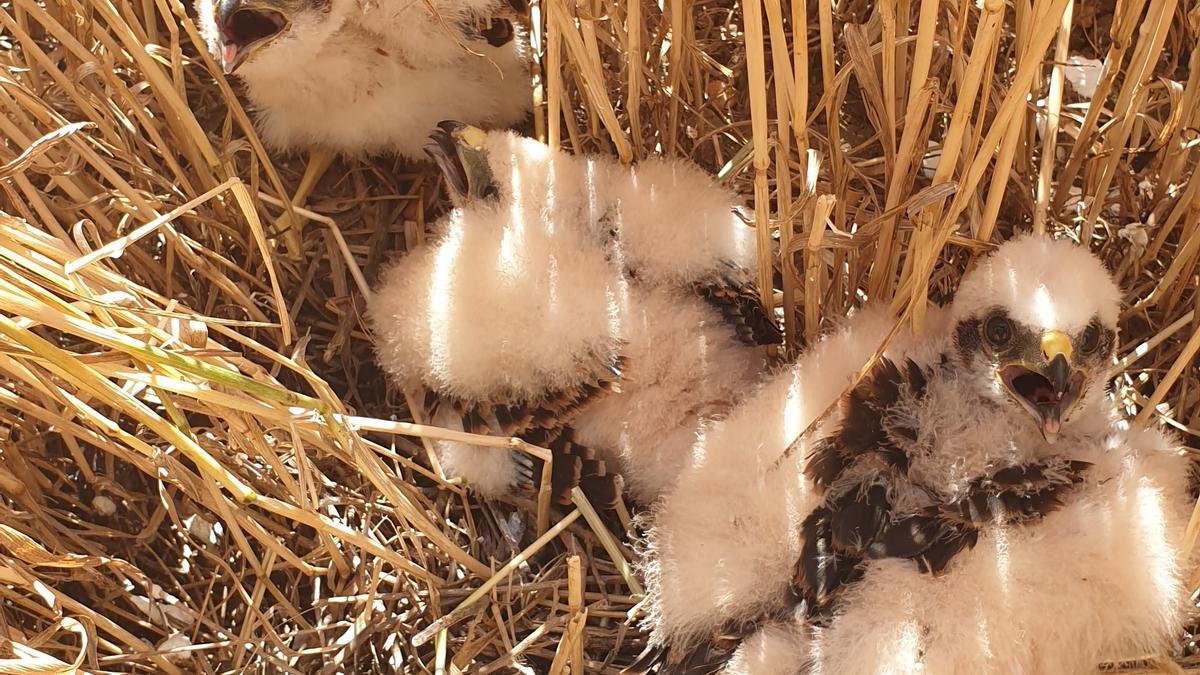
[[368, 124, 779, 506], [195, 0, 530, 158], [634, 234, 1195, 674]]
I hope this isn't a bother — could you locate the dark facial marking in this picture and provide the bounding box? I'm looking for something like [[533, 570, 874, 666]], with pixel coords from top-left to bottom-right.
[[1076, 319, 1116, 368], [954, 318, 982, 363], [1078, 319, 1103, 355]]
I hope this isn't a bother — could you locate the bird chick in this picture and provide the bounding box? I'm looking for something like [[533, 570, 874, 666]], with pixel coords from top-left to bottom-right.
[[196, 0, 530, 159], [633, 234, 1195, 674], [368, 124, 779, 508], [196, 0, 531, 249]]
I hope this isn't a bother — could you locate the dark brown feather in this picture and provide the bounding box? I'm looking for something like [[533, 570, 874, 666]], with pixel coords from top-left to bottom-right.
[[795, 507, 862, 607], [422, 354, 625, 441], [545, 429, 623, 511], [876, 439, 911, 473], [692, 262, 782, 347], [837, 357, 911, 454], [788, 345, 1091, 644], [462, 406, 489, 435], [423, 388, 439, 417], [868, 513, 944, 560], [864, 358, 904, 409], [803, 437, 849, 491], [917, 527, 978, 575], [828, 484, 889, 555], [579, 475, 622, 511], [668, 641, 739, 675], [492, 403, 524, 435], [622, 643, 667, 674], [622, 614, 799, 675], [806, 356, 929, 490], [836, 386, 887, 455], [418, 353, 628, 498], [904, 358, 928, 397], [943, 459, 1091, 526]]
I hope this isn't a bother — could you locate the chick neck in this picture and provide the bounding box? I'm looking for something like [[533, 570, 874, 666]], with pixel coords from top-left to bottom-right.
[[897, 357, 1115, 501]]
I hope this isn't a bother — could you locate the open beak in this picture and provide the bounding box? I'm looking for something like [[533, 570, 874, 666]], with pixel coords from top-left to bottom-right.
[[423, 121, 497, 202], [998, 331, 1085, 443], [216, 0, 289, 74], [425, 121, 470, 198]]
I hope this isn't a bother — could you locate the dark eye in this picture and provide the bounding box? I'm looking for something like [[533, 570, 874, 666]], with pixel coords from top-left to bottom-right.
[[1079, 322, 1104, 354], [983, 314, 1013, 347]]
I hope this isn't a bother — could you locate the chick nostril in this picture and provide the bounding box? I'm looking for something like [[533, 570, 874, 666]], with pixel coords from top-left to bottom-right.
[[225, 9, 287, 46]]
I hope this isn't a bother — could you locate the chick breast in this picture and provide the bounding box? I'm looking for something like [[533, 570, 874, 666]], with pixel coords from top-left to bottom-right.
[[747, 425, 1191, 675]]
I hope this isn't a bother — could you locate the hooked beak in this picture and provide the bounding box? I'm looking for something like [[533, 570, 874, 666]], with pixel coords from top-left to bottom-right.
[[998, 331, 1086, 443], [216, 0, 289, 74], [423, 120, 497, 202]]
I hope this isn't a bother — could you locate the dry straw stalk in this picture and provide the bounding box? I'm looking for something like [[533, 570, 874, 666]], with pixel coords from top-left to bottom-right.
[[0, 0, 1198, 671]]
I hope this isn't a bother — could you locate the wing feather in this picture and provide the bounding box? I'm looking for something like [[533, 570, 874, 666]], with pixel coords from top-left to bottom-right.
[[420, 354, 629, 500], [692, 261, 782, 347]]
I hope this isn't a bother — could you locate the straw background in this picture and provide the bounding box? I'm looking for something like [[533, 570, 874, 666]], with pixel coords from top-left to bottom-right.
[[0, 0, 1198, 671]]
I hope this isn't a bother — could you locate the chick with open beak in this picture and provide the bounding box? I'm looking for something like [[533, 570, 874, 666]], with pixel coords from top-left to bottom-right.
[[964, 311, 1113, 443], [423, 121, 498, 204], [994, 323, 1101, 442], [210, 0, 293, 74]]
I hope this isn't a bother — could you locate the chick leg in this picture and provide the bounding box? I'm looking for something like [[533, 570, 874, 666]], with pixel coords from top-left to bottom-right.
[[274, 147, 336, 257]]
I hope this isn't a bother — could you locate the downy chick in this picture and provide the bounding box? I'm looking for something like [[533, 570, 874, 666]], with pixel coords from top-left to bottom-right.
[[196, 0, 530, 159], [368, 124, 780, 509], [633, 234, 1195, 674]]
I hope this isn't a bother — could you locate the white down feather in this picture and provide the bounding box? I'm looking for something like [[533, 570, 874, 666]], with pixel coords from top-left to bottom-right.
[[369, 131, 772, 499]]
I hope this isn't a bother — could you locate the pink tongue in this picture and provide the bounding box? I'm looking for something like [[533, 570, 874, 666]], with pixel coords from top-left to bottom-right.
[[1043, 415, 1062, 437], [222, 44, 239, 68]]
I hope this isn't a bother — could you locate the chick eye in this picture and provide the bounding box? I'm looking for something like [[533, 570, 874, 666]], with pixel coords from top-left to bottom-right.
[[983, 314, 1013, 348], [1079, 322, 1104, 355]]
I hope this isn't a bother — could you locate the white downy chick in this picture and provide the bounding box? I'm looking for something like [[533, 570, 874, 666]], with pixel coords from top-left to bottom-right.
[[195, 0, 530, 158], [368, 124, 779, 506], [632, 234, 1195, 675]]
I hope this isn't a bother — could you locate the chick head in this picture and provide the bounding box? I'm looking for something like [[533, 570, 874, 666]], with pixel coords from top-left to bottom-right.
[[199, 0, 343, 75], [948, 234, 1120, 442]]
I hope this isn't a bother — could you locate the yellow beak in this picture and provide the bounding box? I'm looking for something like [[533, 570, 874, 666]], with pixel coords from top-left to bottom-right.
[[456, 124, 489, 151], [1041, 330, 1072, 361]]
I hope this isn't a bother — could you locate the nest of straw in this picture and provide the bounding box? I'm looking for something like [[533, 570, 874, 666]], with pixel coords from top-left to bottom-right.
[[0, 0, 1198, 671]]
